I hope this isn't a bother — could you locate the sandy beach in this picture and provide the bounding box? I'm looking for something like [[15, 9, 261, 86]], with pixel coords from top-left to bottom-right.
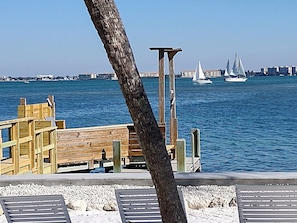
[[0, 184, 239, 222]]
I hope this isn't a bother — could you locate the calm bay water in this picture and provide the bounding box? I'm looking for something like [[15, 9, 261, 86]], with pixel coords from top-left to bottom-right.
[[1, 76, 297, 172]]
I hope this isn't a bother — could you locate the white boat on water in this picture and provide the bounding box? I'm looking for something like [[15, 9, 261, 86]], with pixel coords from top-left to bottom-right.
[[224, 53, 247, 83], [192, 61, 212, 84]]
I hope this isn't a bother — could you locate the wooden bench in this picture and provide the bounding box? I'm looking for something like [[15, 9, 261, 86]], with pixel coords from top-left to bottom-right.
[[115, 188, 185, 223], [236, 185, 297, 223], [0, 194, 71, 223]]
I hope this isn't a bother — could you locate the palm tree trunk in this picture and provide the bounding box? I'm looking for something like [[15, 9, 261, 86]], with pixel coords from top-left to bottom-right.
[[84, 0, 187, 222]]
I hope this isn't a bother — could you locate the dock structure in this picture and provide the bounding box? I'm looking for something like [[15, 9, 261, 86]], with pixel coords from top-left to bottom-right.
[[150, 47, 182, 158], [56, 123, 168, 170], [150, 47, 173, 125], [0, 93, 201, 175]]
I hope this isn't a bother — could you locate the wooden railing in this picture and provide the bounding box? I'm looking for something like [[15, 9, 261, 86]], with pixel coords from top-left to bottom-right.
[[0, 118, 57, 175], [35, 126, 57, 174], [18, 96, 54, 120]]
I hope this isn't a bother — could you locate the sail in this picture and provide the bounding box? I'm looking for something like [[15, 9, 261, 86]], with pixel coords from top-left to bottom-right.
[[238, 58, 246, 77], [227, 59, 231, 74], [229, 69, 237, 77], [197, 61, 206, 79], [192, 65, 198, 81], [231, 53, 246, 77], [232, 53, 240, 75], [224, 59, 230, 77], [225, 53, 248, 82]]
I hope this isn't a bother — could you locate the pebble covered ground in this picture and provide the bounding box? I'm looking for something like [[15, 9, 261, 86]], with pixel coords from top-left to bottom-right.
[[0, 184, 237, 211]]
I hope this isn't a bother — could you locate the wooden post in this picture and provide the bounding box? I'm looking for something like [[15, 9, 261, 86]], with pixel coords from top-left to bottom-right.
[[113, 140, 121, 173], [191, 128, 201, 171], [35, 132, 44, 174], [50, 129, 58, 173], [0, 129, 2, 161], [30, 119, 35, 170], [47, 95, 55, 119], [0, 129, 1, 174], [20, 98, 26, 105], [10, 122, 19, 174], [165, 48, 182, 157], [150, 47, 172, 125], [18, 98, 27, 118], [191, 128, 201, 158], [176, 139, 186, 172]]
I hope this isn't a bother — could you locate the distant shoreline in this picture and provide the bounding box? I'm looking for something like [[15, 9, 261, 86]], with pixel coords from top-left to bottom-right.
[[1, 72, 296, 82]]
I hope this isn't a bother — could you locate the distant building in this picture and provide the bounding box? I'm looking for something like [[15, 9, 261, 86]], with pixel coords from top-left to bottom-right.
[[97, 73, 114, 80], [0, 75, 9, 81], [181, 70, 221, 78], [180, 70, 194, 78], [261, 67, 268, 75], [78, 73, 96, 80], [261, 65, 297, 76], [292, 67, 297, 76], [204, 70, 222, 78], [139, 72, 159, 78], [279, 66, 289, 76], [267, 67, 278, 76], [36, 74, 54, 81]]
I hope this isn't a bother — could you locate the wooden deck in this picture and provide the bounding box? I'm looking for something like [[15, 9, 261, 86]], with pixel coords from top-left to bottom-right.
[[57, 157, 200, 173], [0, 96, 201, 175]]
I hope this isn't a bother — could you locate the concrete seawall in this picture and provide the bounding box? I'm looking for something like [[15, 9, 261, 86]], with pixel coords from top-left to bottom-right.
[[1, 172, 297, 187]]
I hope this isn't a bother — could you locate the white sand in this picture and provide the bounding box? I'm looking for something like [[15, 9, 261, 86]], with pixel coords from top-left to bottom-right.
[[0, 184, 240, 222]]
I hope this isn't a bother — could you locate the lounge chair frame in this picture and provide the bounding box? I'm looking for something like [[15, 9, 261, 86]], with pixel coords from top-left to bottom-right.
[[0, 194, 71, 223], [115, 187, 185, 223], [236, 184, 297, 223]]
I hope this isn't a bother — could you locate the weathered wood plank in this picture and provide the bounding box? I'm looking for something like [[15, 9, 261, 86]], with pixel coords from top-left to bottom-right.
[[57, 124, 130, 165], [1, 140, 17, 149]]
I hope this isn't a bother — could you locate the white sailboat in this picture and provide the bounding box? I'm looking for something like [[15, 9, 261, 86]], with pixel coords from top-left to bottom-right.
[[224, 53, 247, 83], [192, 61, 212, 84]]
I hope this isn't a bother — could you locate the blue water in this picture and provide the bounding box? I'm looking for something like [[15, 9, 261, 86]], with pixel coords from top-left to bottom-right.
[[1, 76, 297, 172]]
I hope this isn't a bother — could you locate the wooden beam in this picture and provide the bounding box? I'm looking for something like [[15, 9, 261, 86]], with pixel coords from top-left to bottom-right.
[[48, 95, 55, 118], [19, 98, 26, 105], [150, 47, 173, 124], [176, 139, 186, 172], [165, 48, 182, 149], [113, 140, 121, 173]]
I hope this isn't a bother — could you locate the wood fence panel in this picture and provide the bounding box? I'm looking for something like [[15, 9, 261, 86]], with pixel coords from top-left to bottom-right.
[[57, 124, 130, 165]]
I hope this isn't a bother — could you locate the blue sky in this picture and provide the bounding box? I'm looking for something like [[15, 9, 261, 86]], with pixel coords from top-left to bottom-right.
[[1, 0, 297, 77]]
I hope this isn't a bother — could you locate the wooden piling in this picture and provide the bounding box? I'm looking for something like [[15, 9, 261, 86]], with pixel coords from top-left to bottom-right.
[[150, 47, 173, 125], [191, 128, 201, 158], [176, 139, 186, 172], [165, 48, 182, 157], [113, 140, 121, 173]]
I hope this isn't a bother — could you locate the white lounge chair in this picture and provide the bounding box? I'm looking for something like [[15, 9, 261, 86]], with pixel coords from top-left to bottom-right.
[[0, 194, 71, 223]]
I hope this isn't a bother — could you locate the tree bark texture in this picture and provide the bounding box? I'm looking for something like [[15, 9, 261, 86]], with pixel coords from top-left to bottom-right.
[[84, 0, 187, 222]]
